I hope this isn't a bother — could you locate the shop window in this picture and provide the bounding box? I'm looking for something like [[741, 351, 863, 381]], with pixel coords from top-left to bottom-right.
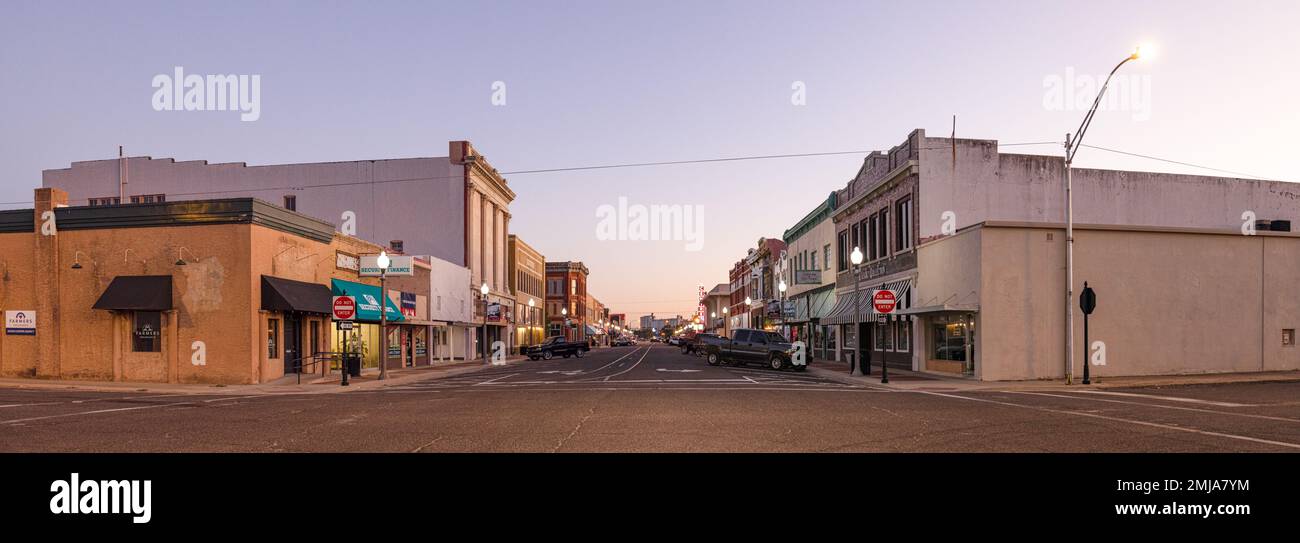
[[896, 319, 911, 352], [268, 319, 280, 359], [310, 321, 320, 356], [132, 311, 162, 352], [931, 319, 967, 361]]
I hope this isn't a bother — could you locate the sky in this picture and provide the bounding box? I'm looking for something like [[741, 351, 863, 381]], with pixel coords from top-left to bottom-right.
[[2, 0, 1298, 321]]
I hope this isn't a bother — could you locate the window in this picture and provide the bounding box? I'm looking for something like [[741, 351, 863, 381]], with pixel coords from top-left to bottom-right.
[[810, 250, 817, 271], [89, 197, 121, 206], [896, 319, 911, 352], [132, 311, 162, 352], [824, 245, 831, 270], [879, 210, 889, 257], [268, 319, 280, 359], [836, 231, 848, 271], [310, 321, 321, 356], [571, 279, 576, 296], [897, 197, 913, 251], [130, 194, 165, 204], [850, 224, 860, 260], [867, 214, 878, 260], [283, 195, 297, 211]]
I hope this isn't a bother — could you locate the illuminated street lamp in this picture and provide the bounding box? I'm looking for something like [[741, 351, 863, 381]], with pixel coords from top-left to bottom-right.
[[1063, 43, 1151, 384], [480, 282, 490, 363], [528, 298, 536, 347], [377, 251, 392, 380], [850, 247, 866, 376]]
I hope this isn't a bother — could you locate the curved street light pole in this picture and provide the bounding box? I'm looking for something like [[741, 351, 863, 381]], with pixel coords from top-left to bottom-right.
[[1064, 48, 1143, 385]]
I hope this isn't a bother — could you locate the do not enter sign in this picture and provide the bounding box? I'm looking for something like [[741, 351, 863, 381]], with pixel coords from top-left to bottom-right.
[[873, 289, 897, 314], [332, 296, 356, 321]]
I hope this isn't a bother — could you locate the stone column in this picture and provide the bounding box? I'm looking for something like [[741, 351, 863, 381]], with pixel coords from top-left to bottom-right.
[[468, 190, 482, 287]]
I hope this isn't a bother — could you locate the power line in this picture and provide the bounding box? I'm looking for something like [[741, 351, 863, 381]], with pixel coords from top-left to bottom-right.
[[1078, 144, 1275, 181]]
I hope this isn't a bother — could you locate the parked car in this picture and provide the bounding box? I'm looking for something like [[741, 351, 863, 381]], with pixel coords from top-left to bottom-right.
[[525, 336, 591, 360], [613, 337, 634, 347], [682, 333, 720, 355], [667, 336, 684, 346], [699, 328, 804, 371]]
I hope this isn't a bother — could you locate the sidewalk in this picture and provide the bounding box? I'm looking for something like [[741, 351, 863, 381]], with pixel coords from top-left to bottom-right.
[[806, 358, 1300, 392], [0, 355, 531, 396]]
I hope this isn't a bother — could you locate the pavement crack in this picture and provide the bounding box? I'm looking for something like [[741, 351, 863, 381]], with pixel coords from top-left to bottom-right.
[[553, 404, 599, 453], [411, 435, 446, 453]]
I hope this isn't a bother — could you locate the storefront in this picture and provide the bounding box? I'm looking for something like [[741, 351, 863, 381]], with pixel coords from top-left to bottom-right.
[[330, 278, 405, 371]]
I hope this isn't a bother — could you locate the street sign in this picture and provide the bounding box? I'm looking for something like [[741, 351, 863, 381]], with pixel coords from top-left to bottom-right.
[[332, 296, 357, 321], [873, 289, 897, 314], [1080, 285, 1096, 315], [337, 321, 354, 330]]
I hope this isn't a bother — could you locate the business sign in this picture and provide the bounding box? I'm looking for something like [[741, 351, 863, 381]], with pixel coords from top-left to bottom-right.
[[335, 251, 359, 271], [486, 302, 502, 322], [400, 292, 417, 318], [359, 255, 414, 276], [5, 310, 36, 335], [873, 289, 897, 314], [782, 301, 796, 320], [332, 296, 356, 321], [795, 270, 821, 285]]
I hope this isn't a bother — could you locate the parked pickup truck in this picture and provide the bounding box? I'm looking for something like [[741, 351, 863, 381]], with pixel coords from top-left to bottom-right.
[[699, 329, 805, 371], [525, 336, 591, 360]]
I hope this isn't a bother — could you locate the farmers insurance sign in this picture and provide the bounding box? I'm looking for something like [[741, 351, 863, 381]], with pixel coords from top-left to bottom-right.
[[5, 310, 36, 335]]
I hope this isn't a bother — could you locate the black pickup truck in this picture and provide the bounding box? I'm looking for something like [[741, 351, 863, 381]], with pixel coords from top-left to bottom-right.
[[699, 329, 805, 371], [525, 336, 590, 360]]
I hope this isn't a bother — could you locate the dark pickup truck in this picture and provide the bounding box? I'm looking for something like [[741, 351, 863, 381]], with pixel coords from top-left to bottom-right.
[[699, 329, 805, 371], [525, 336, 590, 360]]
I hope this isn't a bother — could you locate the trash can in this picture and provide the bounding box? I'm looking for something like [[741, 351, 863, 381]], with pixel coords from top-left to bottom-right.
[[346, 354, 362, 377]]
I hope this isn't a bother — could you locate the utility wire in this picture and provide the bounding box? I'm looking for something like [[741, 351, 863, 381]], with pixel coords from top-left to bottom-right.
[[1077, 144, 1272, 180]]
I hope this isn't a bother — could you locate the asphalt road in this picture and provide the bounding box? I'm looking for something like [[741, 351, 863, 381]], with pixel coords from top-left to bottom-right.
[[3, 344, 1299, 452]]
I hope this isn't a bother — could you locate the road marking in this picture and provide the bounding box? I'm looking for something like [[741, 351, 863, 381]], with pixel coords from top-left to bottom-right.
[[912, 390, 1300, 450], [742, 376, 759, 384], [0, 402, 62, 408], [1067, 389, 1253, 407], [473, 373, 519, 386], [1003, 391, 1300, 424], [569, 346, 646, 377], [0, 396, 252, 425], [589, 347, 651, 382], [656, 369, 701, 373]]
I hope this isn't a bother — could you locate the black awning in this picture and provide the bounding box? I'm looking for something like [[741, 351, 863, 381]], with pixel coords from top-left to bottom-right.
[[261, 275, 331, 314], [93, 275, 174, 311]]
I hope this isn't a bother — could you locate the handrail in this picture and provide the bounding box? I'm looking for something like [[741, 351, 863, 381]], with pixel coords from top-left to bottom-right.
[[291, 352, 344, 384]]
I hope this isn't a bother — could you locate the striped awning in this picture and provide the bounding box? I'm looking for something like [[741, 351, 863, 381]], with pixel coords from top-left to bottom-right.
[[820, 276, 913, 325]]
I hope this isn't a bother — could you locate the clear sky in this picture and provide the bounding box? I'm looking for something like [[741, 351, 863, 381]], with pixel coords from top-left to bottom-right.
[[3, 0, 1298, 320]]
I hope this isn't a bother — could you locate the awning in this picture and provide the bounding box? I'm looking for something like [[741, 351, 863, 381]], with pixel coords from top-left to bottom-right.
[[330, 278, 405, 322], [261, 276, 331, 314], [895, 303, 979, 316], [821, 290, 873, 325], [93, 275, 173, 311], [585, 324, 602, 335]]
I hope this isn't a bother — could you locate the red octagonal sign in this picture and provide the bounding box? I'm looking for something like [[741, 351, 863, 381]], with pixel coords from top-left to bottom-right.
[[873, 289, 897, 314], [332, 296, 356, 321]]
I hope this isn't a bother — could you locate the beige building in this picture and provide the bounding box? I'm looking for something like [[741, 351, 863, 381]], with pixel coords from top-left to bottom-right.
[[509, 235, 546, 350], [912, 221, 1300, 380]]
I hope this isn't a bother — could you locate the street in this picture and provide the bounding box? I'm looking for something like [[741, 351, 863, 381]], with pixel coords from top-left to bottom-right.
[[2, 344, 1298, 452]]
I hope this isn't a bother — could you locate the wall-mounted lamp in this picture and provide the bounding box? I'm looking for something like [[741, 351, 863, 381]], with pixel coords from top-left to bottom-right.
[[175, 246, 198, 266], [70, 250, 95, 270]]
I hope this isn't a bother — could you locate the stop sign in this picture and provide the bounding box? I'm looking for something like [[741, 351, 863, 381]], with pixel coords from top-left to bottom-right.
[[873, 289, 897, 314], [332, 296, 356, 321]]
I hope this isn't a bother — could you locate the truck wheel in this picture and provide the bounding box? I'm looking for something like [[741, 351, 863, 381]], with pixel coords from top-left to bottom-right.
[[542, 350, 553, 361], [769, 354, 787, 371], [575, 349, 584, 358], [707, 353, 721, 366]]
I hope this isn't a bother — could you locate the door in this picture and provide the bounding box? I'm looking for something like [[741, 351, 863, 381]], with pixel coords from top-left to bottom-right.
[[283, 314, 302, 374]]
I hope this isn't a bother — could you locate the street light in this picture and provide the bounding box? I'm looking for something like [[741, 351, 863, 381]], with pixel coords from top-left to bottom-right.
[[850, 247, 865, 376], [480, 282, 490, 363], [1062, 44, 1150, 384], [528, 298, 536, 348], [377, 250, 391, 380], [778, 279, 788, 336]]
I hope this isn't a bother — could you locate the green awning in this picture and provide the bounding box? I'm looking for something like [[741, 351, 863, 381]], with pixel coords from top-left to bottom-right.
[[330, 278, 405, 322]]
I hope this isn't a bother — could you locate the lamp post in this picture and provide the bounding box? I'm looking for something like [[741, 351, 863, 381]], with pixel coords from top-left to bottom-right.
[[561, 307, 568, 341], [377, 250, 391, 380], [850, 247, 864, 376], [528, 298, 536, 348], [1063, 44, 1149, 384], [778, 279, 788, 337], [480, 282, 490, 363], [722, 306, 729, 337]]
